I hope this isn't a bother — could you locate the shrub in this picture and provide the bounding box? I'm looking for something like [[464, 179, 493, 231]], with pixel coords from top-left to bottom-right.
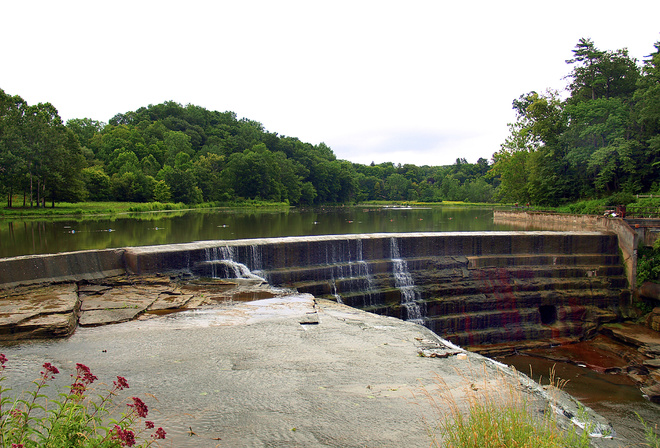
[[0, 354, 165, 447]]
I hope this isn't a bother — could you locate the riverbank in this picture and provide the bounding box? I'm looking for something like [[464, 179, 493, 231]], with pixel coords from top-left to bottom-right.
[[0, 200, 292, 218]]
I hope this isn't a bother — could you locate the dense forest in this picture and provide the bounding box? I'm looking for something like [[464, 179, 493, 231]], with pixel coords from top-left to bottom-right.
[[0, 91, 495, 207], [492, 37, 660, 206], [1, 37, 659, 208]]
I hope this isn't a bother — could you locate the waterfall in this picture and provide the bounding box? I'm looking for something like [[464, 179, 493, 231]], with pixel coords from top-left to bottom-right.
[[204, 246, 266, 282], [390, 238, 424, 324], [249, 244, 266, 280], [324, 239, 375, 307], [355, 239, 375, 307], [331, 280, 344, 304]]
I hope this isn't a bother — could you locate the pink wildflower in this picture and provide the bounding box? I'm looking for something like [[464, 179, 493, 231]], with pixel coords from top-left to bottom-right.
[[145, 420, 155, 429], [0, 353, 7, 367], [70, 363, 98, 395], [128, 396, 148, 418], [11, 444, 24, 448], [111, 425, 136, 447], [152, 427, 166, 440], [76, 363, 98, 385], [114, 376, 129, 391], [40, 362, 59, 379]]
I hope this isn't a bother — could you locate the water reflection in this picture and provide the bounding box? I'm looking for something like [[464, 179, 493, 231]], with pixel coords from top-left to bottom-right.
[[0, 206, 522, 258]]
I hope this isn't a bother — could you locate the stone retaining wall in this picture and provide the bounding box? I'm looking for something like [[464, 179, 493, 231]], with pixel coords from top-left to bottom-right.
[[0, 249, 125, 289], [494, 211, 638, 293]]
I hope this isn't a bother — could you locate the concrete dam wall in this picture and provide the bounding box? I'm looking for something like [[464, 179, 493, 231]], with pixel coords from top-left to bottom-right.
[[0, 231, 627, 347]]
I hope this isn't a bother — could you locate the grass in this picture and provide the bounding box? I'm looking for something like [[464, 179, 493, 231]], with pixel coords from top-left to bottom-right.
[[638, 413, 660, 448], [416, 366, 592, 448], [0, 200, 291, 218], [357, 200, 509, 207]]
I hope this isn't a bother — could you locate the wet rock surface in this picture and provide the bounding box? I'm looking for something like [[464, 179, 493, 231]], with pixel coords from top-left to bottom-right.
[[0, 283, 79, 338], [0, 275, 292, 340], [498, 323, 660, 405], [601, 323, 660, 403], [1, 274, 657, 446]]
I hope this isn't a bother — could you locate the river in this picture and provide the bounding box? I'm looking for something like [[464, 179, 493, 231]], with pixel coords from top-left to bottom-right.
[[0, 206, 517, 258]]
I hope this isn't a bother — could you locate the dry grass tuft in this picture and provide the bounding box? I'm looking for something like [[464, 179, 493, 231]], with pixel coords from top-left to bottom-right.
[[414, 363, 591, 448]]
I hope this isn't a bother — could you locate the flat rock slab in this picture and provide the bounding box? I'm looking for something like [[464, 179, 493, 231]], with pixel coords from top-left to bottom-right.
[[79, 308, 148, 327], [80, 286, 158, 311], [640, 343, 660, 357], [641, 382, 660, 403], [0, 284, 79, 340], [0, 284, 78, 316], [0, 294, 618, 447], [11, 312, 78, 339], [643, 358, 660, 368], [79, 286, 159, 326], [148, 291, 195, 311], [604, 323, 660, 347]]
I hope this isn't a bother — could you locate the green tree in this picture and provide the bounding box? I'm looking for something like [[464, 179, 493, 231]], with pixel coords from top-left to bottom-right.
[[164, 131, 193, 166], [566, 38, 639, 102], [156, 165, 201, 204], [0, 90, 29, 206], [191, 153, 226, 202], [107, 149, 140, 175], [81, 166, 112, 201], [111, 171, 155, 202], [634, 40, 660, 189], [384, 173, 412, 200], [141, 154, 161, 177], [152, 179, 172, 202], [66, 118, 104, 148]]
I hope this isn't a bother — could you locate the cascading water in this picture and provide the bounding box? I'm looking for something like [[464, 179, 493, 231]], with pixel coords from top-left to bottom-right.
[[323, 239, 375, 307], [355, 239, 375, 307], [390, 238, 424, 324], [331, 280, 344, 304], [204, 246, 266, 282], [249, 244, 266, 280]]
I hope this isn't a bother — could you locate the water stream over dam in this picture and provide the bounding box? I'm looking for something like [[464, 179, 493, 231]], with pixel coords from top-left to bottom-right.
[[120, 231, 626, 348]]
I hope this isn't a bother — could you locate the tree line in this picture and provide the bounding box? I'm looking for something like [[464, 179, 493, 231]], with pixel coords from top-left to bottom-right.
[[491, 37, 660, 206], [0, 93, 495, 207], [2, 37, 659, 208]]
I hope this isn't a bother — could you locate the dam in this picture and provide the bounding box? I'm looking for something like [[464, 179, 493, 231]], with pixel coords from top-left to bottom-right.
[[0, 231, 627, 348]]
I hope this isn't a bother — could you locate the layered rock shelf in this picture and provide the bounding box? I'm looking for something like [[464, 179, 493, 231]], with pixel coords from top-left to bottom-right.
[[0, 276, 289, 341]]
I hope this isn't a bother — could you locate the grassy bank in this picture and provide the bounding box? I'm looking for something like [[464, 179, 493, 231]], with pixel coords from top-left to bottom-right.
[[357, 200, 509, 207], [0, 200, 291, 218]]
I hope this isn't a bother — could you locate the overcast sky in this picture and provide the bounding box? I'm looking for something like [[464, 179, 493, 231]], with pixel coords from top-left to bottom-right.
[[2, 1, 659, 166]]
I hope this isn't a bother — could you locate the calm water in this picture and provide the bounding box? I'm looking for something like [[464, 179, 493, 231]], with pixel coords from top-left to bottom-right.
[[0, 206, 517, 258]]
